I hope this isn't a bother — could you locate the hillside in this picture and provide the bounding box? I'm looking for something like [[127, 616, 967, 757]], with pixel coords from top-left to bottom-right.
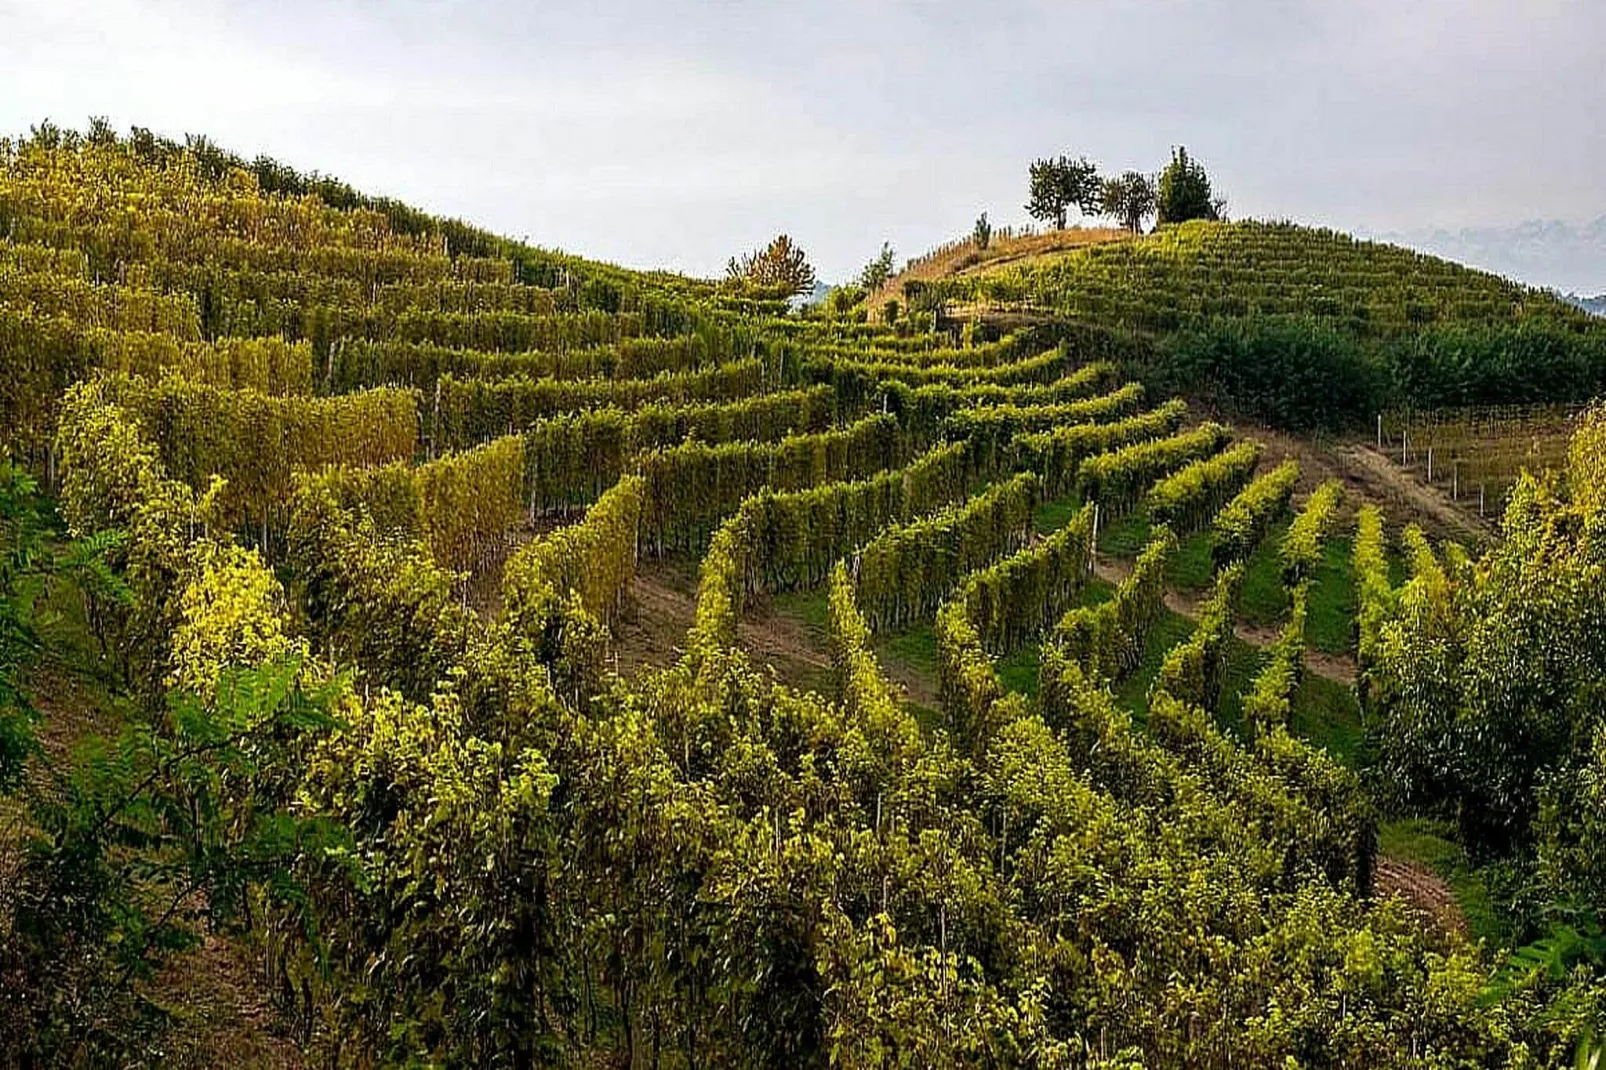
[[901, 220, 1606, 429], [2, 126, 1605, 1067]]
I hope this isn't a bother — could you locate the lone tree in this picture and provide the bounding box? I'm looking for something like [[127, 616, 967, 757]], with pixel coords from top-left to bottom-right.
[[728, 234, 817, 297], [858, 242, 897, 292], [1102, 171, 1157, 234], [1025, 155, 1101, 230], [1156, 146, 1225, 225], [973, 211, 992, 250]]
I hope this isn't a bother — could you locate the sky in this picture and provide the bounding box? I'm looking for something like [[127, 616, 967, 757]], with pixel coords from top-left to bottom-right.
[[2, 0, 1603, 289]]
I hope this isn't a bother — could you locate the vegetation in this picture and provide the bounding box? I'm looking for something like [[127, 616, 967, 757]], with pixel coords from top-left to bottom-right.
[[945, 220, 1606, 429], [726, 233, 818, 297], [1101, 170, 1158, 233], [1156, 145, 1225, 225], [5, 119, 1606, 1067], [1024, 154, 1101, 230]]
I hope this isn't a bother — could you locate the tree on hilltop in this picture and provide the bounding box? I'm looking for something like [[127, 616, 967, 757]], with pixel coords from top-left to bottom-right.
[[858, 242, 897, 292], [1157, 146, 1225, 225], [1026, 155, 1102, 230], [1102, 171, 1157, 234], [727, 234, 817, 297]]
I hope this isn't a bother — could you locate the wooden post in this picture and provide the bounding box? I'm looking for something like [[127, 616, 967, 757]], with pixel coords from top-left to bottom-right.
[[1427, 447, 1433, 483], [1377, 413, 1383, 450]]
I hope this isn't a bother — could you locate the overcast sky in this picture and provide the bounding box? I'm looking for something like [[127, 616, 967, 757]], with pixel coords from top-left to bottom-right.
[[2, 0, 1603, 288]]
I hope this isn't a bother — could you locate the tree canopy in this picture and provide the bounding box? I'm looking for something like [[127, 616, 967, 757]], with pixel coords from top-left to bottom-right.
[[1102, 170, 1157, 234], [1025, 155, 1101, 230], [727, 233, 818, 297], [1157, 145, 1224, 225]]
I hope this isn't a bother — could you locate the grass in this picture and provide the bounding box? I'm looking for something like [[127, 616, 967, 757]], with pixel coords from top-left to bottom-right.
[[1096, 509, 1150, 556], [1033, 494, 1083, 535], [1290, 671, 1363, 766], [879, 622, 937, 675], [996, 645, 1042, 697], [1112, 608, 1196, 722], [772, 587, 829, 635], [1237, 521, 1291, 626], [1108, 611, 1267, 737], [1167, 531, 1215, 591], [1379, 818, 1507, 944]]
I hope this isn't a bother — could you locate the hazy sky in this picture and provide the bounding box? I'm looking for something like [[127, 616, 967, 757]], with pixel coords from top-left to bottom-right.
[[2, 0, 1603, 286]]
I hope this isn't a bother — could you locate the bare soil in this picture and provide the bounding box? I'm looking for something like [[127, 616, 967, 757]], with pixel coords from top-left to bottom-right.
[[1332, 445, 1493, 544], [1375, 855, 1471, 941]]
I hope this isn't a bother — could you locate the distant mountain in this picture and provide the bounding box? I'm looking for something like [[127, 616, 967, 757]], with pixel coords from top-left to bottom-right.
[[1373, 218, 1606, 295], [1565, 293, 1606, 317]]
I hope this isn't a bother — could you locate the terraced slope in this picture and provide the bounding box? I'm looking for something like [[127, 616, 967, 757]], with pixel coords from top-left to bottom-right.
[[0, 126, 1573, 1067], [928, 220, 1606, 428]]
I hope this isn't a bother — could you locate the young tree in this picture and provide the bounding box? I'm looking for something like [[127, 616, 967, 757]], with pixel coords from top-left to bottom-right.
[[727, 234, 818, 297], [1026, 155, 1101, 230], [1156, 146, 1225, 225], [973, 212, 993, 251], [858, 242, 897, 292], [1102, 171, 1157, 234]]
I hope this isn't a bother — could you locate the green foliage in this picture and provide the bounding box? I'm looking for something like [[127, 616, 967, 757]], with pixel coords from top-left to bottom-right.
[[949, 221, 1606, 428], [1242, 582, 1309, 737], [942, 382, 1143, 472], [1100, 170, 1156, 234], [1146, 438, 1263, 535], [504, 474, 644, 633], [1352, 504, 1394, 673], [853, 472, 1040, 631], [1211, 457, 1299, 567], [972, 211, 992, 251], [1367, 455, 1606, 860], [1155, 145, 1223, 225], [726, 233, 818, 298], [434, 359, 769, 448], [521, 386, 837, 514], [1014, 397, 1187, 498], [1025, 154, 1101, 230], [0, 459, 128, 788], [953, 503, 1094, 654], [297, 433, 524, 571], [858, 242, 897, 292], [1281, 479, 1345, 585], [1155, 560, 1246, 711], [16, 120, 1606, 1067], [1054, 525, 1176, 681], [1, 658, 346, 1065], [1076, 422, 1230, 518], [637, 414, 900, 551]]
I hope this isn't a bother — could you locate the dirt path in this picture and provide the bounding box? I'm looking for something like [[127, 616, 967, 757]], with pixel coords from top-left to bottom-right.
[[1374, 855, 1470, 940], [1333, 445, 1492, 544]]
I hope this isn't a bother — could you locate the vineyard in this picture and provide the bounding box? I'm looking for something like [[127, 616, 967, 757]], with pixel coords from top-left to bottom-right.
[[932, 219, 1606, 430], [1374, 401, 1593, 516], [3, 126, 1606, 1068]]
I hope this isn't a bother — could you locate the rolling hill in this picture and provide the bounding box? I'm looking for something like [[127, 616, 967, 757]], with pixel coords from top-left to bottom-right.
[[2, 125, 1604, 1067], [907, 220, 1606, 429]]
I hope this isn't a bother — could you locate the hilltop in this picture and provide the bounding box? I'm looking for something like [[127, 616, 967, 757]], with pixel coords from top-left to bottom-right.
[[2, 125, 1605, 1067], [884, 219, 1606, 430]]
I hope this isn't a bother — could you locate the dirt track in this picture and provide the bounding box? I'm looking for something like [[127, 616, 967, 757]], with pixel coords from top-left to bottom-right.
[[1375, 856, 1470, 939]]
